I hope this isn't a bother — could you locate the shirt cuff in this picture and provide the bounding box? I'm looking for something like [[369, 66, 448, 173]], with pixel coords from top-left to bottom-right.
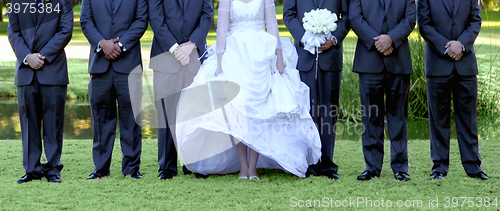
[[462, 45, 466, 52], [444, 48, 448, 55], [23, 54, 29, 65], [118, 42, 127, 51], [331, 35, 338, 46], [169, 43, 179, 54], [96, 40, 102, 52]]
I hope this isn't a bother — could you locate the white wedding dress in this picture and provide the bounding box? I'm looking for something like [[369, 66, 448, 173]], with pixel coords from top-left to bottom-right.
[[175, 0, 321, 177]]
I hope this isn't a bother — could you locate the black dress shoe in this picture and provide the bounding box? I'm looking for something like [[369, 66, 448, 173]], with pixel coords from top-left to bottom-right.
[[87, 173, 108, 180], [467, 172, 488, 180], [195, 173, 209, 179], [131, 171, 143, 179], [17, 174, 41, 184], [159, 172, 174, 180], [357, 170, 378, 181], [323, 170, 340, 180], [394, 172, 410, 181], [305, 164, 322, 178], [429, 172, 445, 180], [183, 165, 193, 175], [47, 175, 61, 183]]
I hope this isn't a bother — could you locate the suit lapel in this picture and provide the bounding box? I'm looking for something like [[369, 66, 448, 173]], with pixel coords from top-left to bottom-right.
[[178, 0, 184, 10], [318, 0, 325, 8], [184, 0, 189, 12], [36, 4, 46, 28], [440, 0, 452, 16], [453, 0, 461, 17], [384, 0, 391, 17], [112, 0, 123, 16], [105, 0, 112, 15], [378, 0, 384, 7]]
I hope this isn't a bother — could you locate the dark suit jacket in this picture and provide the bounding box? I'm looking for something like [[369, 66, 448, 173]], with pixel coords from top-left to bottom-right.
[[283, 0, 350, 72], [350, 0, 415, 75], [80, 0, 148, 74], [418, 0, 481, 77], [8, 0, 73, 86], [148, 0, 213, 59]]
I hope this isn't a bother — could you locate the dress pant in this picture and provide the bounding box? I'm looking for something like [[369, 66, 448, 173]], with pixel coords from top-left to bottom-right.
[[154, 66, 196, 175], [359, 72, 409, 175], [300, 67, 341, 174], [427, 69, 482, 175], [89, 65, 142, 176], [18, 72, 66, 177]]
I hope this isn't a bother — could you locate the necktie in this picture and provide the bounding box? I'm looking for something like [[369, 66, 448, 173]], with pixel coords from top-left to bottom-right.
[[315, 0, 320, 7]]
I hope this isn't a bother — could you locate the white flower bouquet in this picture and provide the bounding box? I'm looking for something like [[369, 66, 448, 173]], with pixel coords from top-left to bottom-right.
[[301, 9, 338, 54]]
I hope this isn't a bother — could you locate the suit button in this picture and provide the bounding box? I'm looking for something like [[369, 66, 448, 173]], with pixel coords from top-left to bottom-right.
[[35, 33, 38, 36], [184, 20, 187, 23], [384, 17, 387, 22], [112, 22, 115, 25], [452, 22, 456, 26]]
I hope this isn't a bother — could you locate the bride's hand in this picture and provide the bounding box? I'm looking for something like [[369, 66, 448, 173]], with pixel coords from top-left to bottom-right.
[[277, 59, 285, 74]]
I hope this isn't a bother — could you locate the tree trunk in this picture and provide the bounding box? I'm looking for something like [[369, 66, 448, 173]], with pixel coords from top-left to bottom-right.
[[0, 5, 3, 22]]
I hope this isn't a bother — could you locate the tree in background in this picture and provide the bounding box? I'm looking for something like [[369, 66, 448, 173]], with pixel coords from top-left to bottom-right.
[[482, 0, 500, 10]]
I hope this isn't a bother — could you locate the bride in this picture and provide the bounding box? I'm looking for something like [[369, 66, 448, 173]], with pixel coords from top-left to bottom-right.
[[175, 0, 322, 179]]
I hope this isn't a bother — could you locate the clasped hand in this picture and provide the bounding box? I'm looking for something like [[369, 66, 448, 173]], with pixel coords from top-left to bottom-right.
[[174, 41, 196, 66], [445, 41, 463, 61], [374, 34, 393, 56], [318, 37, 334, 52], [27, 53, 45, 70], [100, 37, 122, 60]]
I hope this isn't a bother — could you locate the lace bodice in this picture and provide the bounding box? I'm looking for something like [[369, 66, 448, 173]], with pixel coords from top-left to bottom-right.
[[229, 0, 265, 34], [216, 0, 281, 54]]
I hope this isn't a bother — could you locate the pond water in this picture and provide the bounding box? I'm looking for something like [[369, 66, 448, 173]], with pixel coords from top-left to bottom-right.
[[0, 99, 499, 141]]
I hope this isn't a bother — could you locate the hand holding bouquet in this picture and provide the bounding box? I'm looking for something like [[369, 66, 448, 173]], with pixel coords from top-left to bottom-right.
[[301, 9, 338, 54]]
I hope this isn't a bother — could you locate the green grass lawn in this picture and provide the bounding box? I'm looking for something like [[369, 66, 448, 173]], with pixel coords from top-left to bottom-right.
[[0, 139, 499, 210]]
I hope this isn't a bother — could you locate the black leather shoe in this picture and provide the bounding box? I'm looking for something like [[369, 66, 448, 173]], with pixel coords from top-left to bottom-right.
[[183, 165, 193, 175], [394, 172, 410, 181], [47, 175, 61, 183], [87, 173, 108, 180], [357, 170, 378, 181], [429, 172, 445, 180], [467, 172, 488, 180], [131, 171, 143, 179], [195, 173, 209, 179], [17, 174, 41, 184], [159, 172, 173, 180], [323, 170, 340, 180]]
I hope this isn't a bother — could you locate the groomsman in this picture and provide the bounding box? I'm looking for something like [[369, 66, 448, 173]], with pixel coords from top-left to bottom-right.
[[284, 0, 350, 180], [80, 0, 148, 179], [350, 0, 415, 181], [418, 0, 487, 180], [148, 0, 213, 179], [8, 0, 73, 184]]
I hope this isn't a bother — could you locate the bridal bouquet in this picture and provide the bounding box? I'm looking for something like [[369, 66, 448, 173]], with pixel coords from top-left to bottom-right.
[[301, 9, 338, 54]]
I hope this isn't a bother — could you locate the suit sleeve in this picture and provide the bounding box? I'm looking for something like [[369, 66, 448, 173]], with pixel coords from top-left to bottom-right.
[[7, 0, 32, 64], [118, 0, 148, 50], [387, 0, 416, 49], [349, 0, 379, 49], [457, 0, 481, 53], [188, 0, 213, 49], [80, 0, 105, 49], [331, 0, 351, 48], [148, 0, 180, 52], [282, 0, 305, 43], [39, 0, 73, 63], [418, 0, 450, 55]]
